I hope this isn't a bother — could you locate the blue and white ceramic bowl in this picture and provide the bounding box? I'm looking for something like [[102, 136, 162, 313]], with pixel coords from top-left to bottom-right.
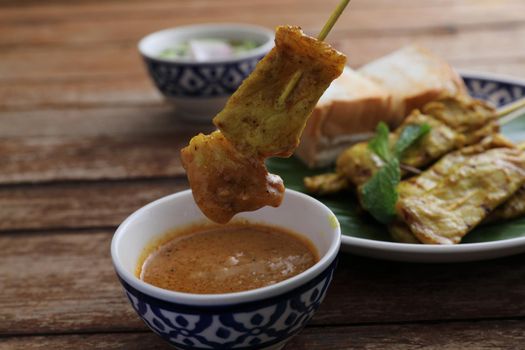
[[111, 189, 341, 349], [139, 24, 274, 122]]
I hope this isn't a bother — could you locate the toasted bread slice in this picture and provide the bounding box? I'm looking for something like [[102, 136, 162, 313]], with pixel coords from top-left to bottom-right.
[[296, 45, 467, 168], [359, 44, 467, 126], [295, 67, 392, 168]]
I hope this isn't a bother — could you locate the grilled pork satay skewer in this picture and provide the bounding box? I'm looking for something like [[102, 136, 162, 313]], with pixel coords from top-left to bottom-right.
[[391, 140, 525, 244], [390, 136, 525, 244], [305, 97, 525, 196], [182, 2, 350, 223], [305, 95, 499, 195], [215, 0, 351, 159], [484, 142, 525, 223]]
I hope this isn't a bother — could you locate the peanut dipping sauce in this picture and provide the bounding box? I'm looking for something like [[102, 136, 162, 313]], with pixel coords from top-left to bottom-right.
[[138, 223, 318, 294]]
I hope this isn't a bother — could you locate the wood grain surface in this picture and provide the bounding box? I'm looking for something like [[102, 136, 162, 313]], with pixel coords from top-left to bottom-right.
[[1, 0, 525, 348], [2, 230, 525, 335], [0, 180, 186, 231], [2, 320, 525, 350]]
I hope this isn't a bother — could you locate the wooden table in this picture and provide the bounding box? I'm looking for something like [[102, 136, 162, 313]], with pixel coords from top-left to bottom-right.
[[1, 0, 525, 348]]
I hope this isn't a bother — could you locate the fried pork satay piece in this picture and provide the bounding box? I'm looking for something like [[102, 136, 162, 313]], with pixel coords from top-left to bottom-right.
[[397, 135, 515, 199], [303, 172, 349, 195], [335, 142, 384, 188], [214, 26, 346, 158], [484, 143, 525, 223], [396, 146, 525, 245], [181, 131, 285, 224], [422, 95, 497, 145], [389, 221, 421, 244], [485, 186, 525, 223]]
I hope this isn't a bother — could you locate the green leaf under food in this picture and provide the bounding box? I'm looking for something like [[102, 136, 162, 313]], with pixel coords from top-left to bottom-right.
[[266, 113, 525, 243], [266, 157, 390, 241]]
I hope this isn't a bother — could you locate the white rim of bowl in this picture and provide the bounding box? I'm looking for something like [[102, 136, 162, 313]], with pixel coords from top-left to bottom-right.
[[342, 70, 525, 255], [111, 189, 341, 306], [138, 23, 275, 65]]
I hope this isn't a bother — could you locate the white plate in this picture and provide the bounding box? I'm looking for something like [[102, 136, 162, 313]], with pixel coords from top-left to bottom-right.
[[339, 71, 525, 262]]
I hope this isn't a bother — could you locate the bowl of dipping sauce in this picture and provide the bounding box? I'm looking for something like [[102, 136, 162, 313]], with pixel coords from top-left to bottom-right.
[[138, 23, 274, 122], [111, 189, 340, 349]]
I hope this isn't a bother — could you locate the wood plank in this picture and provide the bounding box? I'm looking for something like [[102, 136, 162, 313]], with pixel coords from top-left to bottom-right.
[[0, 314, 525, 350], [1, 45, 524, 110], [0, 77, 161, 110], [0, 44, 143, 82], [0, 333, 168, 350], [1, 320, 525, 350], [318, 254, 525, 326], [1, 1, 524, 49], [1, 230, 525, 335], [0, 179, 187, 231], [0, 231, 143, 335], [2, 26, 525, 82], [0, 134, 190, 184], [0, 105, 214, 184], [333, 26, 525, 70], [0, 105, 209, 138], [0, 106, 208, 184], [3, 57, 525, 110], [2, 0, 523, 11], [287, 320, 525, 349]]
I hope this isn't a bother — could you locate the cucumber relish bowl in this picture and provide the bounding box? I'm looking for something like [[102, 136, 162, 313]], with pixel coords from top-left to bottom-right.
[[138, 23, 274, 122]]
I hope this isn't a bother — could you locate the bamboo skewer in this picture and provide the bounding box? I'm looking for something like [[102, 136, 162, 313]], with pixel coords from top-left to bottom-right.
[[317, 0, 352, 41], [398, 99, 525, 176], [277, 0, 351, 107], [400, 164, 422, 175], [497, 97, 525, 126]]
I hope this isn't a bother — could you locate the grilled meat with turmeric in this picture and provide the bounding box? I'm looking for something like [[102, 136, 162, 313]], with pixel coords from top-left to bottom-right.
[[304, 96, 497, 195], [388, 136, 516, 243], [182, 26, 345, 223], [214, 25, 346, 158], [394, 143, 525, 244]]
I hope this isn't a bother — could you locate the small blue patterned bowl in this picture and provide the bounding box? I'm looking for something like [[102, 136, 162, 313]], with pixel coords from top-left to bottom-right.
[[111, 189, 341, 349], [138, 24, 274, 122]]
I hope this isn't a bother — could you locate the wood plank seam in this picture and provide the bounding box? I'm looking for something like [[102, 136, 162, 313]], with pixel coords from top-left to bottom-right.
[[2, 316, 525, 338]]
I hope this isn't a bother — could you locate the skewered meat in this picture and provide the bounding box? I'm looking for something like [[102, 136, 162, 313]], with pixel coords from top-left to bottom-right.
[[182, 26, 346, 223], [214, 25, 346, 158], [304, 96, 497, 195], [389, 136, 515, 243], [181, 131, 285, 224], [394, 141, 525, 244], [485, 186, 525, 223], [303, 172, 349, 196], [484, 143, 525, 223]]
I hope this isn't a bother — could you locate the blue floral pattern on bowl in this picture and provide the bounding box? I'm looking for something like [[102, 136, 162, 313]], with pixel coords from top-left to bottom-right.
[[120, 259, 336, 350], [463, 74, 524, 107], [143, 56, 263, 98]]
